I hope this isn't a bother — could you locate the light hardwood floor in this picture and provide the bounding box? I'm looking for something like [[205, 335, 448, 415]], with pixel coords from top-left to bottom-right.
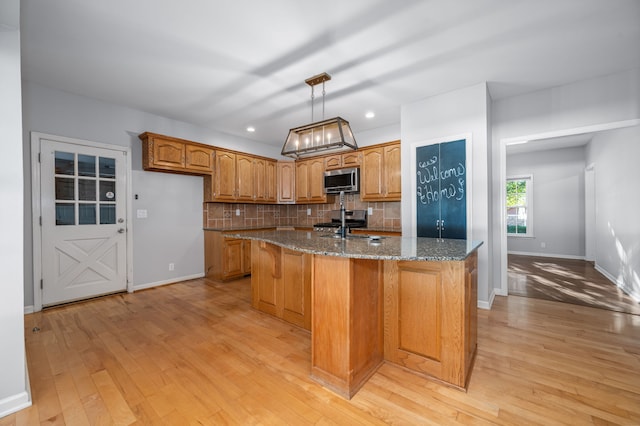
[[5, 277, 640, 425], [508, 254, 640, 315]]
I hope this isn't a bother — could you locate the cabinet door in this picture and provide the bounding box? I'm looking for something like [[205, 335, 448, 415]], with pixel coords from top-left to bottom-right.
[[153, 139, 185, 169], [341, 151, 360, 168], [185, 145, 213, 173], [281, 249, 311, 330], [383, 143, 402, 200], [278, 162, 296, 203], [265, 160, 277, 202], [308, 158, 326, 202], [243, 239, 252, 274], [251, 241, 279, 316], [324, 154, 342, 170], [223, 238, 243, 278], [215, 151, 237, 201], [253, 157, 267, 202], [295, 161, 310, 202], [360, 147, 384, 200], [236, 154, 254, 201]]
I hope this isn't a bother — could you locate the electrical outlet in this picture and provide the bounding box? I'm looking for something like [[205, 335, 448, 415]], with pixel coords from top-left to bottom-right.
[[541, 242, 546, 248], [169, 263, 175, 271], [307, 208, 311, 216], [368, 207, 373, 215], [236, 209, 240, 216]]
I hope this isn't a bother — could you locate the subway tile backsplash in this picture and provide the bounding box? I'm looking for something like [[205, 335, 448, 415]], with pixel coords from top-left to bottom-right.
[[204, 197, 401, 231]]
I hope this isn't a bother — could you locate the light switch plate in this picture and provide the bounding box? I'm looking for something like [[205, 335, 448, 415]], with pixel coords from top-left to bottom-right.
[[368, 207, 373, 215], [136, 209, 148, 219]]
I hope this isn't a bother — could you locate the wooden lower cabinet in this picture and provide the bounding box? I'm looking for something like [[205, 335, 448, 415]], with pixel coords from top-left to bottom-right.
[[383, 252, 478, 389], [251, 241, 312, 330], [204, 231, 252, 281]]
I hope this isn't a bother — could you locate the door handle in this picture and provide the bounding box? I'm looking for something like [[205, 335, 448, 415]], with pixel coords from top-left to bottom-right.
[[117, 228, 125, 234]]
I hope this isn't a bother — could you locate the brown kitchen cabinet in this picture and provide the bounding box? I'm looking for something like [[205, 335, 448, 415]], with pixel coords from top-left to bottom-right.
[[204, 230, 252, 281], [254, 157, 277, 203], [324, 151, 361, 170], [140, 132, 213, 175], [205, 150, 277, 203], [360, 141, 401, 201], [277, 161, 296, 203], [295, 157, 326, 203], [251, 240, 312, 330], [383, 252, 477, 389]]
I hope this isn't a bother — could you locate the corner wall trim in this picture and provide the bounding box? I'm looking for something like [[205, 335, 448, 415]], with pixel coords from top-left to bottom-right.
[[478, 289, 496, 310]]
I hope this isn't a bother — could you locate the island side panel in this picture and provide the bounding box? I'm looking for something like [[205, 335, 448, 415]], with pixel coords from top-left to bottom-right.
[[311, 255, 383, 399], [383, 257, 476, 389]]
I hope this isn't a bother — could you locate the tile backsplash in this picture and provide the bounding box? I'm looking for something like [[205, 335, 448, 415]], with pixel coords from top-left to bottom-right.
[[204, 195, 401, 231]]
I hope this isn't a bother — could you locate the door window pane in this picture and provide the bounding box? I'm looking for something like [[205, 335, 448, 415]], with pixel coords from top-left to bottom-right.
[[55, 177, 75, 200], [56, 203, 75, 225], [78, 179, 96, 201], [79, 204, 96, 225], [100, 204, 116, 224], [99, 157, 116, 178], [100, 180, 116, 201], [55, 151, 74, 175], [78, 154, 96, 177]]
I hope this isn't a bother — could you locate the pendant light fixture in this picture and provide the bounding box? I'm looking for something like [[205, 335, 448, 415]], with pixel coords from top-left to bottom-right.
[[281, 72, 357, 158]]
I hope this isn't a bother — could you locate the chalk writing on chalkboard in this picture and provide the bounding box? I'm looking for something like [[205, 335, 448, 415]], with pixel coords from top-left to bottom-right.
[[416, 139, 467, 239], [416, 157, 465, 204]]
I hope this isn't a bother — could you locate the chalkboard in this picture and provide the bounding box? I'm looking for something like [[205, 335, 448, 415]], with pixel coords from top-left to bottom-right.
[[416, 139, 466, 239]]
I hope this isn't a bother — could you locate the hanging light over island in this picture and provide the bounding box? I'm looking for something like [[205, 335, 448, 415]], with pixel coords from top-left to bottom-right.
[[281, 72, 357, 158]]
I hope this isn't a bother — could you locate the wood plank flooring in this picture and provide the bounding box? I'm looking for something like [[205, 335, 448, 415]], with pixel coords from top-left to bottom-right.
[[4, 277, 640, 425], [508, 254, 640, 315]]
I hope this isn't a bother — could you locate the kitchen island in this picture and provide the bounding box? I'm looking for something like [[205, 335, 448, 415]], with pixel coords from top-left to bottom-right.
[[227, 229, 482, 399]]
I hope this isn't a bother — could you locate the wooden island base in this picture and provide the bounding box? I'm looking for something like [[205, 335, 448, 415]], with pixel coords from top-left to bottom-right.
[[311, 256, 384, 399], [248, 237, 479, 399]]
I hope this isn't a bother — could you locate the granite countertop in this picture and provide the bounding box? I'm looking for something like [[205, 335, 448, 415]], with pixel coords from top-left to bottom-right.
[[225, 229, 482, 261]]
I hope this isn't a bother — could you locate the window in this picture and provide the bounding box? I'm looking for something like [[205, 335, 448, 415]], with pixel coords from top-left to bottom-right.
[[506, 175, 532, 237]]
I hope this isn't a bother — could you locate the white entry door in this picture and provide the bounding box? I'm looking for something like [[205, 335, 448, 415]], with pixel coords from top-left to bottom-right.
[[40, 137, 128, 306]]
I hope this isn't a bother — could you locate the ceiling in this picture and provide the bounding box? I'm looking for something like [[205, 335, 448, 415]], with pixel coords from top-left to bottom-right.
[[506, 133, 594, 155], [20, 0, 640, 150]]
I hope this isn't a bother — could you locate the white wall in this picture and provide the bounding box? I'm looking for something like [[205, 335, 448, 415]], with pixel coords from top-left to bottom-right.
[[491, 68, 640, 296], [507, 146, 586, 258], [586, 126, 640, 300], [0, 0, 30, 417], [21, 82, 278, 307], [401, 83, 492, 307]]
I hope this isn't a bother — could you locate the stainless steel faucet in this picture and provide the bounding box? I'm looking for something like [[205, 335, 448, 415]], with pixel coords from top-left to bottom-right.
[[339, 191, 347, 239]]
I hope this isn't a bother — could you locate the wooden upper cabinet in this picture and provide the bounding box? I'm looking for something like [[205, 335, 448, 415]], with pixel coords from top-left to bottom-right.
[[278, 162, 296, 203], [236, 154, 255, 202], [214, 150, 238, 201], [253, 157, 277, 203], [295, 157, 327, 203], [361, 141, 401, 201], [185, 144, 214, 173], [207, 150, 277, 203], [265, 160, 277, 203], [139, 132, 213, 175], [324, 151, 361, 170]]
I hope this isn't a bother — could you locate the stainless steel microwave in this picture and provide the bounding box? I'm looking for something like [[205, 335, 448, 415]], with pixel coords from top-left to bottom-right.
[[323, 167, 360, 194]]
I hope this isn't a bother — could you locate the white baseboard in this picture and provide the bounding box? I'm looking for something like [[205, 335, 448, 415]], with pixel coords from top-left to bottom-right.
[[132, 273, 205, 292], [508, 251, 585, 260], [24, 305, 34, 315], [0, 356, 31, 418], [595, 264, 640, 303], [478, 289, 496, 310]]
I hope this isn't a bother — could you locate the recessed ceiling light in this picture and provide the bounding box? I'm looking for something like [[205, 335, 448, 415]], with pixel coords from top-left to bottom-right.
[[365, 111, 375, 119], [246, 126, 255, 132]]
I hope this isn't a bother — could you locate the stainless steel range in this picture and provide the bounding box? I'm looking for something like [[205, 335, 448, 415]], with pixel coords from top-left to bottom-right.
[[313, 209, 367, 232]]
